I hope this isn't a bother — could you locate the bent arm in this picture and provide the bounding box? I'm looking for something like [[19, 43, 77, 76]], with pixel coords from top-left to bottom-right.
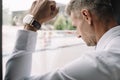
[[26, 53, 111, 80], [5, 30, 37, 80]]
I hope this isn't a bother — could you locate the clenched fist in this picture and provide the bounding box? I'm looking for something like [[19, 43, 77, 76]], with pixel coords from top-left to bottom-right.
[[30, 0, 59, 24], [24, 0, 59, 31]]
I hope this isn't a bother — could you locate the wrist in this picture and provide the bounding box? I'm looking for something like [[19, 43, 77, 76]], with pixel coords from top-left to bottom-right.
[[23, 14, 42, 31], [24, 24, 37, 32]]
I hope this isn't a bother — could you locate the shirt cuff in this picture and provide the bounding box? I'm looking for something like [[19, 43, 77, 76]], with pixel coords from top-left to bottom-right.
[[13, 30, 37, 52]]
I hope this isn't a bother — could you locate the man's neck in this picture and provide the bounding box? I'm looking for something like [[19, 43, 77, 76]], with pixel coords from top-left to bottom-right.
[[95, 19, 118, 43]]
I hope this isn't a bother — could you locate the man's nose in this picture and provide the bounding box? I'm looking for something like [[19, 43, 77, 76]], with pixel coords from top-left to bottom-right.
[[72, 22, 76, 27], [78, 35, 81, 38], [76, 30, 81, 38]]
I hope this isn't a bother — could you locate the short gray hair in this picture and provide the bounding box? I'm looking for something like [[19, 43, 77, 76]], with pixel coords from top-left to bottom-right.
[[66, 0, 113, 19]]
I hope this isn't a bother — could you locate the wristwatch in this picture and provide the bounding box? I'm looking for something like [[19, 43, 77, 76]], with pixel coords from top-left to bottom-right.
[[23, 14, 41, 30]]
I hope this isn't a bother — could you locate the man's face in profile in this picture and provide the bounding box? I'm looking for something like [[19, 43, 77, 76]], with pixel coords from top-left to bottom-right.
[[70, 11, 97, 46]]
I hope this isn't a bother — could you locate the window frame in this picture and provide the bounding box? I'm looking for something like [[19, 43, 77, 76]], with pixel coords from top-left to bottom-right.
[[0, 0, 3, 79]]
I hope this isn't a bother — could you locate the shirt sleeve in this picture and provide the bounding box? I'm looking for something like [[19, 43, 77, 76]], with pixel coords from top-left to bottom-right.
[[25, 53, 111, 80], [60, 54, 110, 80], [5, 30, 111, 80], [5, 30, 37, 80]]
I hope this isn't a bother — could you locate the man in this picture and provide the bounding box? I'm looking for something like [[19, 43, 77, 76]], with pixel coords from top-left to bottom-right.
[[5, 0, 120, 80]]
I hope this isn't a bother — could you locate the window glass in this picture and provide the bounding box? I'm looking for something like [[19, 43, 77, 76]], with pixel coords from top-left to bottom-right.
[[2, 0, 94, 77]]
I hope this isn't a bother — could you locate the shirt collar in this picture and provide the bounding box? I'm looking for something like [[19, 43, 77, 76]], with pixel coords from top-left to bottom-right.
[[96, 25, 120, 51]]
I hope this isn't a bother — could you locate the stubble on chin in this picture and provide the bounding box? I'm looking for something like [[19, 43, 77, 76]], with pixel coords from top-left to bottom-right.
[[85, 37, 97, 46]]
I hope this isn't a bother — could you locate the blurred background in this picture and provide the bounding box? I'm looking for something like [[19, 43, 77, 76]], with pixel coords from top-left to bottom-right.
[[2, 0, 95, 78]]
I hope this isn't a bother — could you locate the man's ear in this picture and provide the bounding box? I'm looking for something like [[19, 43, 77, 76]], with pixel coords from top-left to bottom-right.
[[81, 9, 92, 25]]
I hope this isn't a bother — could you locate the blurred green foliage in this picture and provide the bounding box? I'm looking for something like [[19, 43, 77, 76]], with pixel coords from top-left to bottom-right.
[[54, 14, 75, 30]]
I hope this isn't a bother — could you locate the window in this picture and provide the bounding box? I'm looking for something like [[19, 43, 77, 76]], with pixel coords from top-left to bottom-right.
[[2, 0, 94, 78]]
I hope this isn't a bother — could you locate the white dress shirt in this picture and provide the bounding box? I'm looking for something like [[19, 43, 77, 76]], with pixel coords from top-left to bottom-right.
[[5, 26, 120, 80]]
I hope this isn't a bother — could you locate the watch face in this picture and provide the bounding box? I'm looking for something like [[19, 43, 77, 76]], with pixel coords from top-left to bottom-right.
[[23, 14, 41, 29], [23, 14, 34, 24]]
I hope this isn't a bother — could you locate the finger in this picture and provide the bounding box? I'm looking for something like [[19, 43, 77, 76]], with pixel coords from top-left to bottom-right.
[[37, 0, 48, 3], [51, 7, 59, 18], [31, 0, 48, 16], [54, 7, 59, 16], [49, 0, 56, 5], [55, 7, 59, 15], [49, 0, 56, 11], [49, 1, 57, 15], [37, 0, 48, 6], [30, 1, 37, 12], [50, 5, 56, 12], [35, 0, 48, 14]]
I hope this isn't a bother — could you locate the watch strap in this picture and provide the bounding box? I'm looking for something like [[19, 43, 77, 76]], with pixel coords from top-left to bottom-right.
[[32, 20, 41, 30]]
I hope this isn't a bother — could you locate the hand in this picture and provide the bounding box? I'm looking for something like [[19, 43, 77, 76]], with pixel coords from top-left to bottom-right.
[[30, 0, 59, 24]]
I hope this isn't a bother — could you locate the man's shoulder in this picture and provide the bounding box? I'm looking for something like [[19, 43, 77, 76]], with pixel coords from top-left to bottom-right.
[[105, 35, 120, 51]]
